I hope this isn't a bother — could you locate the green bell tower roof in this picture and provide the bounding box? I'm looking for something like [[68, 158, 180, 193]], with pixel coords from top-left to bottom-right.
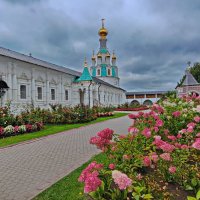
[[75, 58, 93, 82]]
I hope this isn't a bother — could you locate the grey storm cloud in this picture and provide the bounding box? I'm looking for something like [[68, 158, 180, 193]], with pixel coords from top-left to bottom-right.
[[1, 0, 200, 91]]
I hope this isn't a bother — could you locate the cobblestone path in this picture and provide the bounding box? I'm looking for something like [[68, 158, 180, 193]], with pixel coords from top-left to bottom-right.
[[0, 115, 131, 200]]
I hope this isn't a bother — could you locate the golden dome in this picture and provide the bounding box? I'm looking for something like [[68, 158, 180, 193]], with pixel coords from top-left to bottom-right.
[[97, 53, 102, 58], [112, 51, 116, 59], [98, 19, 108, 39], [98, 27, 108, 38]]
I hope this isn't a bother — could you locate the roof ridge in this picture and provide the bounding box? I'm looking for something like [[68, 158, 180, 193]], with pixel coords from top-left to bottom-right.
[[0, 46, 81, 76]]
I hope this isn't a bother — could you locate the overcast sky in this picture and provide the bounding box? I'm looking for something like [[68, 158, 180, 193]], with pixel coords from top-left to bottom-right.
[[1, 0, 200, 91]]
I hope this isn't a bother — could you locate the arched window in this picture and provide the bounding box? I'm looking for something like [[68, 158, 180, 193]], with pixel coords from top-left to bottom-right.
[[131, 100, 140, 106], [108, 68, 111, 76], [189, 91, 199, 97], [97, 69, 101, 76], [143, 100, 153, 106]]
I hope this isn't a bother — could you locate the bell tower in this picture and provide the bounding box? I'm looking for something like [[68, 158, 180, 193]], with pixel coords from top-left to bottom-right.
[[90, 19, 119, 87]]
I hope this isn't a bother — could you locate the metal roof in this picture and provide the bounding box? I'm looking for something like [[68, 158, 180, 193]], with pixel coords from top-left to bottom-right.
[[75, 66, 93, 82], [0, 46, 125, 91], [182, 69, 199, 86], [126, 91, 169, 95], [0, 47, 81, 77]]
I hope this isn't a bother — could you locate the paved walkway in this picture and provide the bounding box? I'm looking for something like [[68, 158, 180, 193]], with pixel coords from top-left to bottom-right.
[[0, 115, 131, 200]]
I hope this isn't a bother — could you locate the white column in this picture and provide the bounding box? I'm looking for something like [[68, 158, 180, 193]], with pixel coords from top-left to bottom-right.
[[31, 68, 35, 104], [12, 65, 17, 102], [6, 63, 12, 101], [59, 75, 62, 103], [90, 88, 93, 108], [46, 72, 49, 106], [46, 80, 49, 105], [7, 73, 12, 100]]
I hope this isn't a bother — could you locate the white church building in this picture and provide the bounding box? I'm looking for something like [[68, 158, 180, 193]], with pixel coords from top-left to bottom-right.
[[0, 20, 126, 110]]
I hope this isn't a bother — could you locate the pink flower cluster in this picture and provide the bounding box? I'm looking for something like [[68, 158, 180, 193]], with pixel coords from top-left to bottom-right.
[[153, 136, 175, 152], [109, 163, 115, 170], [152, 104, 164, 114], [155, 119, 164, 127], [194, 116, 200, 123], [0, 127, 4, 135], [167, 135, 177, 141], [78, 161, 103, 193], [128, 113, 139, 119], [160, 143, 175, 153], [142, 128, 151, 138], [129, 127, 139, 135], [169, 166, 176, 174], [90, 128, 114, 150], [192, 138, 200, 150], [172, 111, 181, 117], [143, 156, 151, 166], [160, 153, 172, 161], [187, 122, 196, 133], [143, 152, 158, 167], [112, 170, 132, 190]]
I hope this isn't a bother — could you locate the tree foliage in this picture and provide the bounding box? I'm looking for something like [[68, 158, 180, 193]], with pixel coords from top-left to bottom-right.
[[190, 62, 200, 83]]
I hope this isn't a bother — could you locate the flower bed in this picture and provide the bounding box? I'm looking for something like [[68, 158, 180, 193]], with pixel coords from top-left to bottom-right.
[[0, 104, 115, 139], [0, 122, 44, 138], [96, 112, 114, 117], [115, 106, 148, 111], [79, 95, 200, 200]]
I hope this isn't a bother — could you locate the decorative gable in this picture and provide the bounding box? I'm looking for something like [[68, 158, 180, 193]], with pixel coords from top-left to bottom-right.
[[50, 78, 57, 85], [36, 75, 44, 82], [19, 72, 29, 80]]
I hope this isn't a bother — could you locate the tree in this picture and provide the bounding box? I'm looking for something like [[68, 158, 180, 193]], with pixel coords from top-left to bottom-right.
[[190, 62, 200, 83]]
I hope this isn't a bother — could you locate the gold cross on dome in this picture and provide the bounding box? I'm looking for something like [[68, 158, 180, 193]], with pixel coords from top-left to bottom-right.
[[101, 18, 105, 28]]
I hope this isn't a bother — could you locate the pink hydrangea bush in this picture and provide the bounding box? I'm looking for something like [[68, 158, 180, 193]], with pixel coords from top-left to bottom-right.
[[79, 162, 103, 193], [112, 170, 132, 190], [79, 95, 200, 199]]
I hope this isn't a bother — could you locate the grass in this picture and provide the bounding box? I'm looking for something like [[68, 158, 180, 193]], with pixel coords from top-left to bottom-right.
[[0, 112, 127, 148], [34, 153, 107, 200]]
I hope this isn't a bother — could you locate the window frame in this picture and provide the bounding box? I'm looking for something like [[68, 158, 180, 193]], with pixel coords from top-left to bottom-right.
[[51, 88, 56, 100], [37, 86, 43, 100], [107, 68, 111, 76], [97, 68, 101, 76], [65, 89, 69, 101], [20, 84, 27, 100]]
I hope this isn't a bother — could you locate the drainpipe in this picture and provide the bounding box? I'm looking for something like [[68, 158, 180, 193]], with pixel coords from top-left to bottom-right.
[[98, 83, 101, 106], [88, 81, 92, 107]]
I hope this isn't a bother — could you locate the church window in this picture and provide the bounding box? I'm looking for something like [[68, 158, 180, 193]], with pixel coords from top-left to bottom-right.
[[20, 85, 26, 99], [37, 87, 42, 100], [108, 69, 111, 76], [51, 89, 55, 100], [65, 90, 69, 100], [97, 69, 101, 76]]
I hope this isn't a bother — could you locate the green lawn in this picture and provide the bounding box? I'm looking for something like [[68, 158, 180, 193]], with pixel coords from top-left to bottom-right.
[[34, 153, 107, 200], [0, 112, 127, 148]]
